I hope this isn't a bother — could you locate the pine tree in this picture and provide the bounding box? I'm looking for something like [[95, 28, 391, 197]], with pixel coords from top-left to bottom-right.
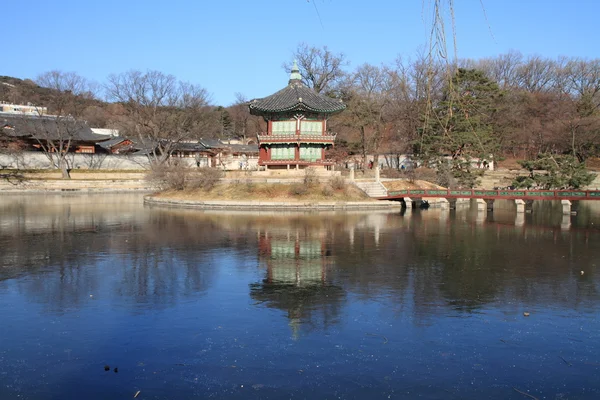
[[417, 68, 502, 188]]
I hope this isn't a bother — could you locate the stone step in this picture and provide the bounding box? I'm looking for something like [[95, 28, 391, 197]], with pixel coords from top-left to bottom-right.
[[354, 181, 388, 198]]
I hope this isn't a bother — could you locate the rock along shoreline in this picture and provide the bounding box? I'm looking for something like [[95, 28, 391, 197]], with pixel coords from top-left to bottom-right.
[[143, 195, 402, 211]]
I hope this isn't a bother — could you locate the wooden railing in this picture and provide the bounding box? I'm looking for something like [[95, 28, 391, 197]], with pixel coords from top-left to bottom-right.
[[384, 189, 600, 200], [260, 159, 334, 165], [257, 133, 336, 143]]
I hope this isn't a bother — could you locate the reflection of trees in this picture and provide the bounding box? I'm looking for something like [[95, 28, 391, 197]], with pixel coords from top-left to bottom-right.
[[0, 195, 227, 312], [1, 194, 599, 326], [250, 228, 345, 338], [407, 213, 600, 314]]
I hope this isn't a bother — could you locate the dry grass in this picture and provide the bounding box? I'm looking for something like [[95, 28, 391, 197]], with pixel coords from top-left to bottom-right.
[[156, 182, 373, 202], [585, 157, 600, 172], [496, 158, 524, 170], [383, 179, 446, 191]]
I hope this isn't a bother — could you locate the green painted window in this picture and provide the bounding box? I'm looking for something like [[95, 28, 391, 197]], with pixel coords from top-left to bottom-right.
[[271, 145, 295, 160], [271, 241, 296, 258], [272, 121, 296, 135], [299, 241, 321, 258], [300, 121, 322, 135], [299, 145, 322, 161]]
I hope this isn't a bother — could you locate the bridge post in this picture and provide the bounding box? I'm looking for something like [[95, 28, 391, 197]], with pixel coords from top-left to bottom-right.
[[561, 214, 571, 230], [561, 200, 572, 215], [439, 198, 449, 210], [448, 198, 457, 209], [525, 200, 534, 213], [403, 197, 413, 210], [475, 198, 486, 211], [476, 208, 486, 224], [349, 168, 355, 181], [515, 212, 525, 226], [514, 199, 525, 213]]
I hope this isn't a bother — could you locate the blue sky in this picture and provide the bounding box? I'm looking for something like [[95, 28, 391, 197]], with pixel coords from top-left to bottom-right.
[[4, 0, 599, 105]]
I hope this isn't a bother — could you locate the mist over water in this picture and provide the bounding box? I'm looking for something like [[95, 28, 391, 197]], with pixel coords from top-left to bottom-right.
[[0, 194, 599, 399]]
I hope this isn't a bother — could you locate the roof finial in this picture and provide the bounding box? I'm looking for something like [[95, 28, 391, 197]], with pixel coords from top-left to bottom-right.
[[289, 60, 302, 85]]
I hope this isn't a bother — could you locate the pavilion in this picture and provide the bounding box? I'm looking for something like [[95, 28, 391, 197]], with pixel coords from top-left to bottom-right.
[[249, 61, 345, 170]]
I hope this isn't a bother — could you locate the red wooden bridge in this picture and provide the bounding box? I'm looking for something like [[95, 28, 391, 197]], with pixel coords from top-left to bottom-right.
[[383, 188, 600, 201]]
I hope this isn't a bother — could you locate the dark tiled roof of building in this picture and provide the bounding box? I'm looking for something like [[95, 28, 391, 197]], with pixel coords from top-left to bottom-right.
[[173, 142, 211, 152], [98, 136, 127, 149], [1, 114, 111, 142], [249, 82, 346, 115], [199, 139, 258, 154], [199, 138, 223, 149]]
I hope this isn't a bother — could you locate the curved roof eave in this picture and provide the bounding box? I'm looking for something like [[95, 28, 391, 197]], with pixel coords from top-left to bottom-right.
[[249, 103, 346, 115], [248, 83, 346, 115]]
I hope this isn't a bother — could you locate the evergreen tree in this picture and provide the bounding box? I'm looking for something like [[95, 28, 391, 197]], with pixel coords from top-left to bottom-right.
[[513, 154, 595, 190], [417, 68, 502, 188]]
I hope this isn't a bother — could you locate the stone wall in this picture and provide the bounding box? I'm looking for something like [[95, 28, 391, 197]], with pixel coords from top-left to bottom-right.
[[0, 152, 260, 171], [0, 152, 151, 170]]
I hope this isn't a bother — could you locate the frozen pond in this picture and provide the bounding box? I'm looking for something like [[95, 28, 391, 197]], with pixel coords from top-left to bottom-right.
[[0, 194, 599, 399]]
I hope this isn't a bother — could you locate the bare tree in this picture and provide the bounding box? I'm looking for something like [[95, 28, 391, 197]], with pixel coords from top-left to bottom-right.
[[284, 43, 349, 94], [555, 59, 600, 160], [476, 50, 524, 89], [515, 56, 557, 93], [227, 93, 264, 143], [23, 71, 98, 178], [105, 70, 216, 165], [340, 64, 392, 167]]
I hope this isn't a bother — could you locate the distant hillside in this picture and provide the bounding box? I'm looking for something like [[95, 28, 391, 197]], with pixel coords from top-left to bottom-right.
[[0, 76, 112, 127], [0, 75, 105, 109], [0, 76, 58, 106]]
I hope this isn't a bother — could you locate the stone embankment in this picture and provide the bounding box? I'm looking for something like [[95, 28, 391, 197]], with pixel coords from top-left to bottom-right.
[[144, 195, 402, 211], [0, 171, 153, 192]]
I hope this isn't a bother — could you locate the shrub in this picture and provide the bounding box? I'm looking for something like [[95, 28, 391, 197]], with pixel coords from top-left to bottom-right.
[[329, 176, 347, 191], [187, 168, 223, 191], [289, 184, 308, 196], [321, 185, 334, 197], [146, 163, 188, 191], [303, 167, 320, 187]]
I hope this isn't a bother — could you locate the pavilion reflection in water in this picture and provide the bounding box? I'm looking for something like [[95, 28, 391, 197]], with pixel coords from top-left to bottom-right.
[[250, 228, 345, 338]]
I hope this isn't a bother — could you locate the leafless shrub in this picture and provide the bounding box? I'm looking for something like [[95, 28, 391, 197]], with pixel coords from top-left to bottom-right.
[[146, 163, 188, 191], [321, 185, 334, 197], [289, 184, 308, 196], [329, 176, 347, 191], [303, 167, 320, 187], [187, 168, 223, 191]]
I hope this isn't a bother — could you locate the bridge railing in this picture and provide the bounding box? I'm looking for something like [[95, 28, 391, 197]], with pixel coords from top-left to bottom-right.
[[385, 189, 600, 200]]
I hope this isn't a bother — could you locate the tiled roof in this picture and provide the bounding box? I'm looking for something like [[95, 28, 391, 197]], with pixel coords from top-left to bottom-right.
[[98, 136, 127, 149], [199, 138, 223, 149], [173, 142, 211, 152], [1, 115, 111, 142], [249, 82, 346, 115], [199, 139, 258, 154]]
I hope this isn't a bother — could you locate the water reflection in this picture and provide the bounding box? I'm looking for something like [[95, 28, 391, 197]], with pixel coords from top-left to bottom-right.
[[1, 194, 600, 399], [250, 227, 344, 338]]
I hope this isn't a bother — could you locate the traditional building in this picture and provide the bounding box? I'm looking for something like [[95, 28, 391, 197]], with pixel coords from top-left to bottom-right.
[[1, 114, 111, 154], [249, 62, 345, 170]]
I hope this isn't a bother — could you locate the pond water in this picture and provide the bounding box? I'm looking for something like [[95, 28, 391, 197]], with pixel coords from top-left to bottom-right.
[[0, 194, 599, 399]]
